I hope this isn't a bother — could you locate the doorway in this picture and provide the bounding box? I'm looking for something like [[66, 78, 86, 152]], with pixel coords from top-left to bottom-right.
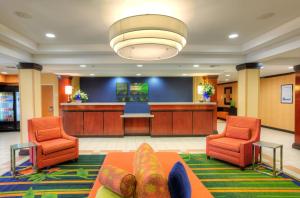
[[42, 85, 54, 117]]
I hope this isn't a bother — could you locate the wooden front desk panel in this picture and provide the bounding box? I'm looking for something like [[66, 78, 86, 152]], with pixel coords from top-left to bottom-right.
[[193, 111, 213, 135], [103, 111, 124, 136], [150, 104, 217, 136], [62, 111, 83, 136], [124, 118, 150, 135], [151, 112, 173, 136], [61, 104, 124, 137], [173, 111, 193, 135], [83, 112, 103, 136]]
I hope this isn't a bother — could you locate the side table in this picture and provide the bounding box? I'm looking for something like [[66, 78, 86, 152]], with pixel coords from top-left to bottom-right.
[[10, 142, 37, 177], [252, 141, 283, 177]]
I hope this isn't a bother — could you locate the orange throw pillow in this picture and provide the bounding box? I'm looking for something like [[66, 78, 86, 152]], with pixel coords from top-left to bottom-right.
[[226, 126, 251, 140], [99, 165, 136, 198], [134, 143, 170, 198], [35, 127, 62, 142]]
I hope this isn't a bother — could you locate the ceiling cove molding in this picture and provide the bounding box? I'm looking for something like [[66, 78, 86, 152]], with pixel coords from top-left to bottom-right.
[[246, 35, 300, 62], [242, 16, 300, 53], [32, 54, 246, 65], [0, 41, 32, 62], [0, 24, 37, 52]]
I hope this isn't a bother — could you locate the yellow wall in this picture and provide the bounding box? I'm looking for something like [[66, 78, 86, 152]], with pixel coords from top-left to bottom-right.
[[19, 69, 42, 143], [217, 82, 238, 107], [41, 73, 59, 116], [71, 76, 80, 93], [193, 76, 204, 102], [259, 74, 295, 132]]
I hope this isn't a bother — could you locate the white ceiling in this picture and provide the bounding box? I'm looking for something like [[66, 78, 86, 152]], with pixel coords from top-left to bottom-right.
[[0, 0, 300, 83]]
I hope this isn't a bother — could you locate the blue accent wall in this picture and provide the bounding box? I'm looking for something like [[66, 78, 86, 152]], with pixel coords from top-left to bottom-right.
[[80, 77, 193, 102]]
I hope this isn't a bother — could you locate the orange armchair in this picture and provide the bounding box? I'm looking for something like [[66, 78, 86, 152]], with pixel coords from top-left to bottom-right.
[[28, 116, 79, 169], [206, 116, 261, 168]]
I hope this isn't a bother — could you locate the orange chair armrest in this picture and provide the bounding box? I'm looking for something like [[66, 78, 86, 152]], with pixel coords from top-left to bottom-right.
[[207, 133, 225, 140]]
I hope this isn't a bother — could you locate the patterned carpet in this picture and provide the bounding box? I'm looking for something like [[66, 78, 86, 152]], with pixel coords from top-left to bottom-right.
[[181, 153, 300, 198], [1, 153, 300, 198], [0, 155, 105, 198]]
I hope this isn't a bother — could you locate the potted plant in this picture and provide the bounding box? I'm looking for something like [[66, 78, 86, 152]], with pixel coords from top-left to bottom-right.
[[202, 83, 215, 102], [72, 90, 88, 103], [229, 100, 237, 115]]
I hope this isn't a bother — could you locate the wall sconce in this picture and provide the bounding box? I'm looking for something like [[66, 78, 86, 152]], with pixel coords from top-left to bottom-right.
[[197, 83, 204, 102], [65, 85, 73, 103]]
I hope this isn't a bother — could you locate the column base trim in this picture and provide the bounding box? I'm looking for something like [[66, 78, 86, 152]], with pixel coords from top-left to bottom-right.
[[292, 143, 300, 150]]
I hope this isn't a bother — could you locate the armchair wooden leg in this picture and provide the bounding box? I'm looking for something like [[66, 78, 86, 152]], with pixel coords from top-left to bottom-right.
[[240, 167, 245, 171], [207, 156, 211, 160]]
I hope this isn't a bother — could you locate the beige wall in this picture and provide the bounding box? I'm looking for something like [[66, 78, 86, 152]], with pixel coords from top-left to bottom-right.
[[217, 82, 238, 107], [41, 73, 59, 116], [259, 74, 295, 132], [19, 69, 42, 143]]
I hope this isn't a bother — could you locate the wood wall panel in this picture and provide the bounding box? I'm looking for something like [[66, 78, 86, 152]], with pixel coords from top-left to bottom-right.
[[103, 111, 124, 136], [259, 74, 295, 131], [193, 111, 213, 135], [62, 111, 83, 135], [172, 111, 193, 135], [124, 118, 150, 135], [217, 82, 238, 107], [151, 112, 173, 136], [84, 112, 103, 136]]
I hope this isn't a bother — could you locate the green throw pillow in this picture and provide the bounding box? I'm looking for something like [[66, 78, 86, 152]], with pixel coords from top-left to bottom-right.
[[96, 186, 123, 198]]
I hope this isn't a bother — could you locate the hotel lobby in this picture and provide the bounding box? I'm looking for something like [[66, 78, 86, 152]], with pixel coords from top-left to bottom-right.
[[0, 0, 300, 197]]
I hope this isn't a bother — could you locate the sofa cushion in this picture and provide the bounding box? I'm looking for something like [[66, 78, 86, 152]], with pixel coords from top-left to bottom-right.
[[41, 138, 75, 155], [36, 127, 62, 142], [99, 165, 136, 198], [226, 126, 251, 140], [96, 186, 122, 198], [209, 137, 247, 152], [134, 143, 170, 198], [168, 161, 191, 198]]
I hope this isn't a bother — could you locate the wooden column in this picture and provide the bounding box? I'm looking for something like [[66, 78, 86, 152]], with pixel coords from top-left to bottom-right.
[[236, 62, 260, 117], [293, 65, 300, 150]]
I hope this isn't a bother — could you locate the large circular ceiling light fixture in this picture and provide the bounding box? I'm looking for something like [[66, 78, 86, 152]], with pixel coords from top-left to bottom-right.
[[109, 14, 187, 61]]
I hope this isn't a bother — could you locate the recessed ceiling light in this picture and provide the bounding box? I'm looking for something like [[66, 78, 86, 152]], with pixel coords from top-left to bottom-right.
[[89, 73, 95, 76], [228, 33, 239, 39], [45, 33, 56, 38], [1, 72, 8, 75], [225, 74, 231, 77], [182, 73, 187, 76], [80, 65, 87, 68], [288, 66, 294, 69], [193, 64, 199, 68], [260, 66, 264, 69], [137, 64, 143, 68], [136, 73, 142, 76]]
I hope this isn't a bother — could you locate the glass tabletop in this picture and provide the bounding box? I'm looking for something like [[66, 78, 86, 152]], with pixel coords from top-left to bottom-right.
[[10, 142, 36, 150], [253, 141, 282, 149]]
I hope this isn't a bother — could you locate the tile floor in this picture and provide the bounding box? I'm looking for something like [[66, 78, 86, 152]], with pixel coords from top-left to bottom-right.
[[0, 120, 299, 180]]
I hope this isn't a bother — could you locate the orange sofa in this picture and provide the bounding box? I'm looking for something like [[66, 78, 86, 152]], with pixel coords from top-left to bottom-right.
[[88, 152, 213, 198], [28, 116, 79, 169], [206, 116, 261, 168]]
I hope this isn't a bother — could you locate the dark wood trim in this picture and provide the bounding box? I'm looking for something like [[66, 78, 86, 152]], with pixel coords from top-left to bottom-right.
[[261, 72, 295, 79], [236, 62, 261, 71], [217, 81, 237, 85], [292, 143, 300, 150], [17, 62, 43, 71], [294, 65, 300, 72], [262, 125, 294, 134]]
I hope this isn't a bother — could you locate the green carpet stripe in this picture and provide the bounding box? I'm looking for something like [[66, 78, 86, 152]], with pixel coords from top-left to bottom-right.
[[181, 154, 300, 198]]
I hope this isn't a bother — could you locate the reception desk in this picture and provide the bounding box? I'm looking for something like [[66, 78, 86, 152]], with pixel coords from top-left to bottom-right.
[[60, 102, 217, 137]]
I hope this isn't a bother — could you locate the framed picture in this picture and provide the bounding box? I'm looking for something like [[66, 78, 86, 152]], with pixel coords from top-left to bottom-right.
[[281, 84, 293, 104]]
